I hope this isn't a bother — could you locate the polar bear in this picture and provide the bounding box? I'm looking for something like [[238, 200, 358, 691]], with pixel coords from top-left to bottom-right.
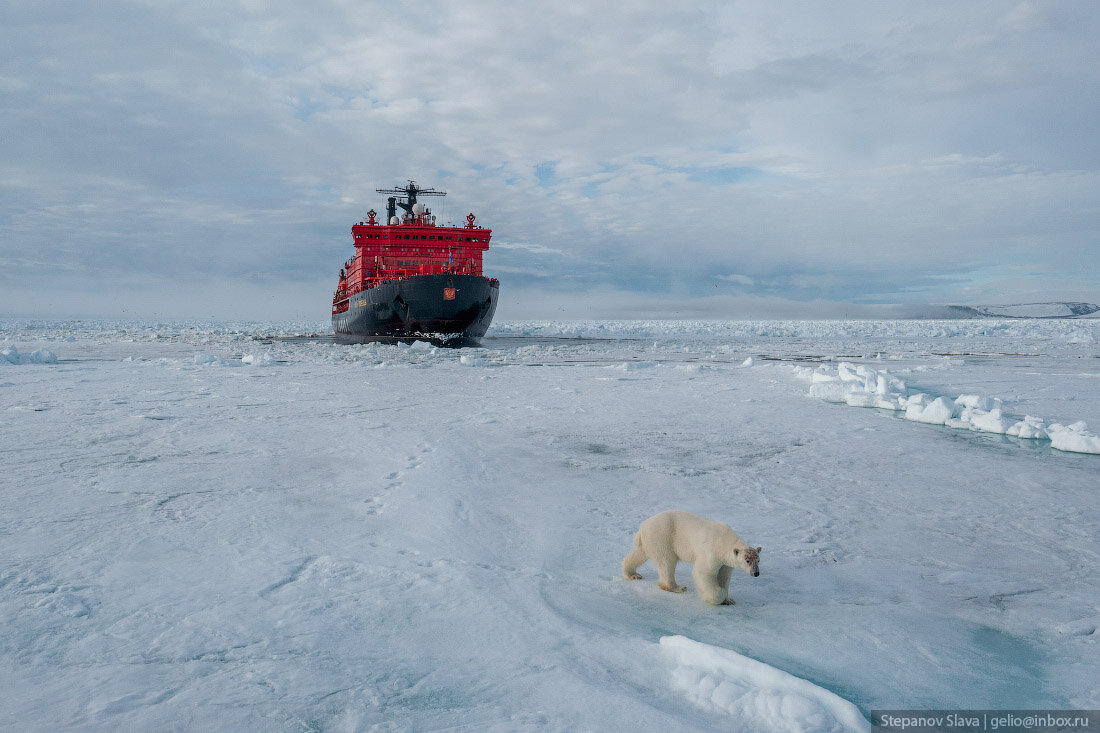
[[622, 510, 761, 606]]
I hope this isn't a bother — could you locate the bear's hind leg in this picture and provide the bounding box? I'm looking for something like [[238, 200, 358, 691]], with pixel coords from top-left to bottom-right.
[[622, 535, 647, 580]]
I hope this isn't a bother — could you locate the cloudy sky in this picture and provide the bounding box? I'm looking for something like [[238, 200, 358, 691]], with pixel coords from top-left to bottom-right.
[[2, 1, 1098, 320]]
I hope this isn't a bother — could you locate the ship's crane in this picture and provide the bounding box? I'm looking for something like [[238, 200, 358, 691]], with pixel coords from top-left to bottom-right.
[[376, 181, 446, 223]]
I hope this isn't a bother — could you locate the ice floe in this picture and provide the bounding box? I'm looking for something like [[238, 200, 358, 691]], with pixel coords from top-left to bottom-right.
[[1047, 421, 1100, 454], [241, 352, 277, 366], [191, 351, 223, 366]]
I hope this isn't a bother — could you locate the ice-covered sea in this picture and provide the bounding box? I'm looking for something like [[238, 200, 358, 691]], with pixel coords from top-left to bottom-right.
[[2, 318, 1098, 731]]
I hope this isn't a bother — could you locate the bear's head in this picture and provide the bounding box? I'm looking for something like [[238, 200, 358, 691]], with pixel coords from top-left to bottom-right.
[[733, 546, 762, 577]]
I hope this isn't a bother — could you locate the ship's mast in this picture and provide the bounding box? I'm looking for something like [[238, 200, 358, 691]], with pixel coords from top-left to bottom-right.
[[376, 181, 446, 223]]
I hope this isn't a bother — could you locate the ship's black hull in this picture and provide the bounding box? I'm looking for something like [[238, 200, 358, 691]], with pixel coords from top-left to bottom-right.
[[333, 274, 498, 345]]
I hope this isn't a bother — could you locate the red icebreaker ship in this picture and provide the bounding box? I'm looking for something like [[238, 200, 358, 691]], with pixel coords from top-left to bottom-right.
[[331, 181, 499, 344]]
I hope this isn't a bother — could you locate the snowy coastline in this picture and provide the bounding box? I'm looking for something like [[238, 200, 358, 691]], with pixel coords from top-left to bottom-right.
[[2, 318, 1098, 730]]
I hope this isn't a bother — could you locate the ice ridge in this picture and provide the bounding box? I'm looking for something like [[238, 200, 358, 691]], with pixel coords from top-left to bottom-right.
[[795, 362, 1100, 454], [660, 636, 869, 733]]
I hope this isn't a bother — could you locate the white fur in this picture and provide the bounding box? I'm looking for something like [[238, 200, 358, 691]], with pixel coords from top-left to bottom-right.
[[622, 510, 761, 606]]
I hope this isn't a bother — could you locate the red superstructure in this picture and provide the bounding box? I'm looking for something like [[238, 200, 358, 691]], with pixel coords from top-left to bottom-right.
[[332, 182, 493, 315]]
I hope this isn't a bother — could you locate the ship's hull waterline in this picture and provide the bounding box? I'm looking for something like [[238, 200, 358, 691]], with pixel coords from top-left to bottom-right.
[[333, 274, 498, 344]]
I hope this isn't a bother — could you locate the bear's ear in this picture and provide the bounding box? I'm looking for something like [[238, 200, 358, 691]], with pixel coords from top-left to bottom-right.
[[756, 547, 762, 553], [732, 548, 740, 556]]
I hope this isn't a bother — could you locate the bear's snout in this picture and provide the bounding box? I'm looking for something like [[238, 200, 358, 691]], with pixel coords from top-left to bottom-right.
[[753, 570, 760, 577]]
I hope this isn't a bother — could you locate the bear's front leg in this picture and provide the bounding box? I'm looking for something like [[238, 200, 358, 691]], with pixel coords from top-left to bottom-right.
[[716, 565, 734, 606], [693, 562, 727, 605], [655, 557, 686, 593]]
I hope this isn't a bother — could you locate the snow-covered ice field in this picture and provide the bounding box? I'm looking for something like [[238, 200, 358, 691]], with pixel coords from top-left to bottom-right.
[[2, 318, 1098, 731]]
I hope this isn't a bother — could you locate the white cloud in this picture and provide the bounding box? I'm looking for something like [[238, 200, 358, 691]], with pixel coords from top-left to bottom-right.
[[718, 274, 754, 287]]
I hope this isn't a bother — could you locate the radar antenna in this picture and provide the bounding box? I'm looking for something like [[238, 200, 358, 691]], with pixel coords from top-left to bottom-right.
[[376, 180, 446, 222]]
